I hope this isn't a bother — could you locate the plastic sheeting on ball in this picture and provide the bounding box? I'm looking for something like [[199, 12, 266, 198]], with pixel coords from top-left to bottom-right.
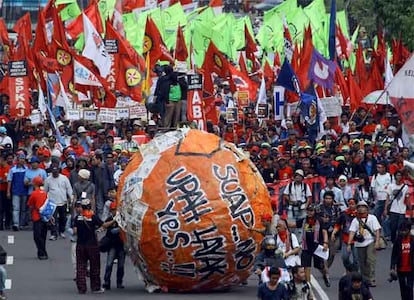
[[116, 129, 272, 292]]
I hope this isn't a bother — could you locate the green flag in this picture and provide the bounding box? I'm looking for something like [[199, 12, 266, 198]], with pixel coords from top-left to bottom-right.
[[55, 0, 76, 5], [162, 3, 187, 49], [59, 2, 81, 21], [74, 33, 85, 52]]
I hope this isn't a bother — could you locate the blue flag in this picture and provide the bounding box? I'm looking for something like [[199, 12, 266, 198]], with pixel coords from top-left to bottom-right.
[[329, 0, 336, 61], [275, 59, 301, 94], [299, 93, 319, 143]]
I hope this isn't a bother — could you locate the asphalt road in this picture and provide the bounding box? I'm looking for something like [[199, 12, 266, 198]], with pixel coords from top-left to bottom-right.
[[0, 229, 403, 300]]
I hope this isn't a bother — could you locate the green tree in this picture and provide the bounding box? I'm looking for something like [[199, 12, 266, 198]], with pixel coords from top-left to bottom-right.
[[347, 0, 414, 49]]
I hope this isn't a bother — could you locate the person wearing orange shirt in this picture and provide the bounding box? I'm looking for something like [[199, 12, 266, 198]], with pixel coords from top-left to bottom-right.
[[0, 155, 10, 230], [27, 176, 49, 260]]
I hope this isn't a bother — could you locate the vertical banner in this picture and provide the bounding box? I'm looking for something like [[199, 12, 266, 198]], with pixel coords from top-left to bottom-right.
[[187, 74, 206, 131], [8, 60, 30, 118], [104, 39, 119, 91], [273, 86, 285, 121]]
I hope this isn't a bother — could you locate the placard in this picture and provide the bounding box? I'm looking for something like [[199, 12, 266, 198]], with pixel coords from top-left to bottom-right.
[[104, 39, 119, 54], [319, 96, 342, 117], [8, 61, 27, 77], [98, 108, 117, 124], [83, 110, 97, 121], [257, 103, 269, 119], [66, 109, 81, 121], [29, 111, 42, 125], [129, 104, 147, 119], [238, 91, 249, 107], [226, 107, 238, 123], [116, 107, 130, 120], [187, 74, 203, 90]]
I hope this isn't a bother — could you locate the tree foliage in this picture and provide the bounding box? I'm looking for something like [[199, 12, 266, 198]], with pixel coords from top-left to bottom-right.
[[348, 0, 414, 49]]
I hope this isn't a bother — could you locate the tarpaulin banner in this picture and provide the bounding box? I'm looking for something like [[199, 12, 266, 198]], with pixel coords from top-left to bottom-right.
[[187, 74, 206, 131], [8, 60, 30, 118]]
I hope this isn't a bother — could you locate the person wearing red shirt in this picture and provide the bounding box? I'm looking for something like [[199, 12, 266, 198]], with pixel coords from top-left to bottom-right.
[[390, 222, 414, 300], [277, 157, 293, 181], [69, 135, 85, 158], [0, 155, 10, 230], [27, 176, 49, 260]]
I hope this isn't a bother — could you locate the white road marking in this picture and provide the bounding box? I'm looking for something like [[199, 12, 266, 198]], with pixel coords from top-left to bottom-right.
[[311, 274, 329, 300], [5, 279, 11, 290], [7, 236, 14, 244], [6, 256, 13, 265]]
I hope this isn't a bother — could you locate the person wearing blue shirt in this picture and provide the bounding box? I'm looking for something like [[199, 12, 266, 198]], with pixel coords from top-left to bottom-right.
[[7, 153, 28, 231], [257, 267, 289, 300], [24, 156, 47, 196]]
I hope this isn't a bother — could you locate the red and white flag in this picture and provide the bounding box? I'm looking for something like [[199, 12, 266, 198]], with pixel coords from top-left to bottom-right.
[[82, 13, 111, 78], [74, 59, 103, 87], [389, 54, 414, 134]]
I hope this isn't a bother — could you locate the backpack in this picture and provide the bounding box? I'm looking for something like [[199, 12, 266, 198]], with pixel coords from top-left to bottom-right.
[[168, 84, 181, 101]]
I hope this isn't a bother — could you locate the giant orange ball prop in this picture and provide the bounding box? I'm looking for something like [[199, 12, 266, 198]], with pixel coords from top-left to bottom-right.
[[116, 129, 272, 292]]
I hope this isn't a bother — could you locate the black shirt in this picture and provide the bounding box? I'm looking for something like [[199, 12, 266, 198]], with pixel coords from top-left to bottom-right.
[[74, 214, 103, 246]]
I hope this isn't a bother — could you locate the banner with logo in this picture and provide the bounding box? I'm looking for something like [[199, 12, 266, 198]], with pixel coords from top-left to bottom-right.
[[8, 60, 30, 118]]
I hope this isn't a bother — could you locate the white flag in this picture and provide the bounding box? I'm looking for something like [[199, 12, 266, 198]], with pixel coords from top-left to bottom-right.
[[255, 76, 267, 116], [56, 72, 72, 112], [74, 60, 103, 87], [384, 54, 394, 87], [38, 82, 47, 119], [388, 54, 414, 100], [82, 13, 111, 78]]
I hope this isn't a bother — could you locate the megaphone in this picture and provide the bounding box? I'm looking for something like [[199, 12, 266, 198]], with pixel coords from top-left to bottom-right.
[[403, 160, 414, 170]]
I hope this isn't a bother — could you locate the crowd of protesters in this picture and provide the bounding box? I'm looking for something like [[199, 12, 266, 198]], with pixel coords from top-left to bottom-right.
[[0, 75, 413, 299]]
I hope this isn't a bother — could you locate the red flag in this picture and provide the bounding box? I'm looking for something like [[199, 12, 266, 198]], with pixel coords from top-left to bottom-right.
[[296, 25, 313, 91], [229, 64, 257, 102], [262, 60, 274, 90], [175, 24, 188, 61], [245, 24, 258, 71], [209, 0, 222, 7], [144, 17, 173, 68], [106, 21, 144, 102], [391, 37, 410, 73], [347, 69, 366, 111], [202, 41, 229, 79], [0, 18, 10, 47], [334, 66, 349, 104], [238, 53, 248, 76], [355, 44, 368, 86], [336, 24, 352, 60], [66, 0, 104, 38], [362, 59, 384, 96], [13, 13, 32, 43], [123, 0, 145, 11]]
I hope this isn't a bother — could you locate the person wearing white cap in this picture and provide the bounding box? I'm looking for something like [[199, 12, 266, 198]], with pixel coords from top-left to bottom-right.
[[0, 127, 12, 148], [337, 175, 354, 204], [72, 169, 96, 212], [77, 126, 93, 154], [380, 125, 404, 148], [347, 200, 381, 287], [282, 169, 312, 220]]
